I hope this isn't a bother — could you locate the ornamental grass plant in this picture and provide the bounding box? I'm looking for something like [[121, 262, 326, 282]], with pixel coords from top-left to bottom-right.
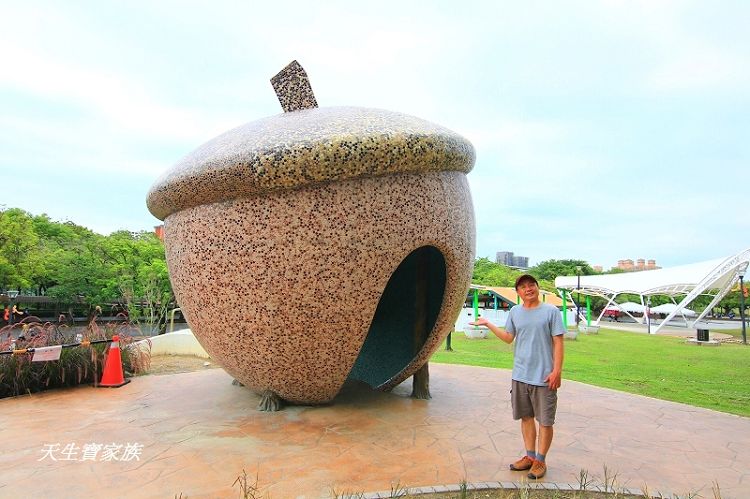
[[0, 316, 151, 398]]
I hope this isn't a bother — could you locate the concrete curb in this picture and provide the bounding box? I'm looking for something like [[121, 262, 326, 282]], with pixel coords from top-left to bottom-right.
[[360, 480, 669, 498], [133, 329, 209, 358]]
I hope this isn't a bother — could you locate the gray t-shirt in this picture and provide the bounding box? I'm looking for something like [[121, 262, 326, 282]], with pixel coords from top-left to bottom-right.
[[505, 302, 565, 386]]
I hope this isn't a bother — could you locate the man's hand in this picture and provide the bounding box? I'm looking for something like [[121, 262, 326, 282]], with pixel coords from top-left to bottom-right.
[[545, 369, 562, 390], [469, 317, 514, 344]]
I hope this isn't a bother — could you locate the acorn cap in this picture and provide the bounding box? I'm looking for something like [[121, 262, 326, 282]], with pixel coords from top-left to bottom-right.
[[146, 106, 475, 220]]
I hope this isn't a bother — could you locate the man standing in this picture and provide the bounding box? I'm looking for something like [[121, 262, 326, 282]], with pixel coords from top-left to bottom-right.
[[471, 274, 565, 479]]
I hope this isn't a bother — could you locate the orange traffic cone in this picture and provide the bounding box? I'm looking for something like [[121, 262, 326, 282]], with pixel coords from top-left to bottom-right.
[[99, 335, 130, 388]]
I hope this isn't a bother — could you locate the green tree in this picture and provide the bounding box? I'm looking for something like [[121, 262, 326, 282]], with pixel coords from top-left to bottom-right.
[[0, 208, 175, 331], [0, 207, 40, 290], [104, 232, 174, 333], [472, 257, 557, 293], [472, 257, 520, 287], [45, 232, 113, 316], [131, 259, 174, 334], [530, 259, 594, 282], [30, 215, 95, 296]]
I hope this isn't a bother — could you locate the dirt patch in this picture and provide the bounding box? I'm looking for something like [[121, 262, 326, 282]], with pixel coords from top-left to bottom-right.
[[146, 355, 221, 376]]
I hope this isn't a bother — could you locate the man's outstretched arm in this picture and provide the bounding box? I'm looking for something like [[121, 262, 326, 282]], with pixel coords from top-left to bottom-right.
[[470, 317, 514, 344]]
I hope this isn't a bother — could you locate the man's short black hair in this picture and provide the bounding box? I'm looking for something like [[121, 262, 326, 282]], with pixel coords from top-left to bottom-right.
[[514, 274, 539, 290]]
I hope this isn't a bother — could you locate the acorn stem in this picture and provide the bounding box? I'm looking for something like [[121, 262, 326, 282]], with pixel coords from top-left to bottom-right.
[[270, 60, 318, 113]]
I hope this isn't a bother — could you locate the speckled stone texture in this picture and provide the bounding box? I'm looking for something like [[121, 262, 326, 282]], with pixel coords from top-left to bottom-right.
[[270, 60, 319, 112], [164, 171, 474, 403], [146, 106, 474, 221], [147, 101, 476, 405]]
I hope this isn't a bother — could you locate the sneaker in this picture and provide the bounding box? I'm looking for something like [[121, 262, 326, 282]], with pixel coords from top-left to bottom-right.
[[509, 455, 534, 471], [527, 459, 546, 479]]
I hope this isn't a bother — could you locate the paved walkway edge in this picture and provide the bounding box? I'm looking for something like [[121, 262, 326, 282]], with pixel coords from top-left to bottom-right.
[[362, 480, 670, 498]]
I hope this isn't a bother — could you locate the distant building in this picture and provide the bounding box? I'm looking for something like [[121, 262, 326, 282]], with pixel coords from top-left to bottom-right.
[[617, 259, 634, 271], [592, 265, 603, 273], [495, 251, 513, 265], [495, 251, 529, 269], [511, 255, 529, 268], [615, 258, 660, 272], [154, 225, 164, 241]]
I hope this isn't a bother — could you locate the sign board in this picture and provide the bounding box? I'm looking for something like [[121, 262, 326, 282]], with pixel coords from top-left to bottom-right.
[[32, 345, 63, 362]]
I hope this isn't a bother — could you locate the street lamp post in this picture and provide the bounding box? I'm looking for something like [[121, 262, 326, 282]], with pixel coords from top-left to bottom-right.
[[739, 268, 747, 345], [575, 266, 582, 326]]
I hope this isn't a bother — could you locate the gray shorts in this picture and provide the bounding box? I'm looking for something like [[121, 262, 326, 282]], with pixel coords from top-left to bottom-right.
[[511, 380, 558, 426]]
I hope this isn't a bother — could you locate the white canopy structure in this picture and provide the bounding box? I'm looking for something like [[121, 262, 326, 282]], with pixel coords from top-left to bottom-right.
[[555, 248, 750, 333], [650, 303, 697, 317], [603, 301, 646, 323], [607, 302, 646, 313]]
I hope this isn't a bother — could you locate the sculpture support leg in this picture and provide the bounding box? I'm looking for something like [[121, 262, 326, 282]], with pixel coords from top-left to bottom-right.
[[411, 362, 431, 399], [258, 390, 283, 412], [411, 250, 431, 399]]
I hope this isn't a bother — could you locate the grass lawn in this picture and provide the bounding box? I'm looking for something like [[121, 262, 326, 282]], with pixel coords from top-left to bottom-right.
[[431, 328, 750, 418]]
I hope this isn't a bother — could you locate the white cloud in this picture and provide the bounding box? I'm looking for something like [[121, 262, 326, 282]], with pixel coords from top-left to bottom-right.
[[0, 0, 747, 267], [463, 119, 572, 151], [0, 114, 173, 176], [2, 45, 213, 142], [648, 47, 749, 92]]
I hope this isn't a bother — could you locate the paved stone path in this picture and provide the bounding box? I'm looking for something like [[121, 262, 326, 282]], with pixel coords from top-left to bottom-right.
[[1, 364, 748, 498]]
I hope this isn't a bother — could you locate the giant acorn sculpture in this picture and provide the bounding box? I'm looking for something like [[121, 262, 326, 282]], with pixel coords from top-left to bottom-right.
[[146, 61, 476, 410]]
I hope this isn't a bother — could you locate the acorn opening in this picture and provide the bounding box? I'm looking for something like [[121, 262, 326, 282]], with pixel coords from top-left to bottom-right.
[[347, 245, 447, 388]]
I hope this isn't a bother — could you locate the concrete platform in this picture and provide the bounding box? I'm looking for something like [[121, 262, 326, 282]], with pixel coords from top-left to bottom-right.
[[685, 338, 722, 347], [1, 364, 748, 498], [137, 329, 209, 358]]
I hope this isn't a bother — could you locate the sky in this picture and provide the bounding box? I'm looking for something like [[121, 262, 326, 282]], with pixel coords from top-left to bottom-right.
[[1, 0, 748, 269]]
